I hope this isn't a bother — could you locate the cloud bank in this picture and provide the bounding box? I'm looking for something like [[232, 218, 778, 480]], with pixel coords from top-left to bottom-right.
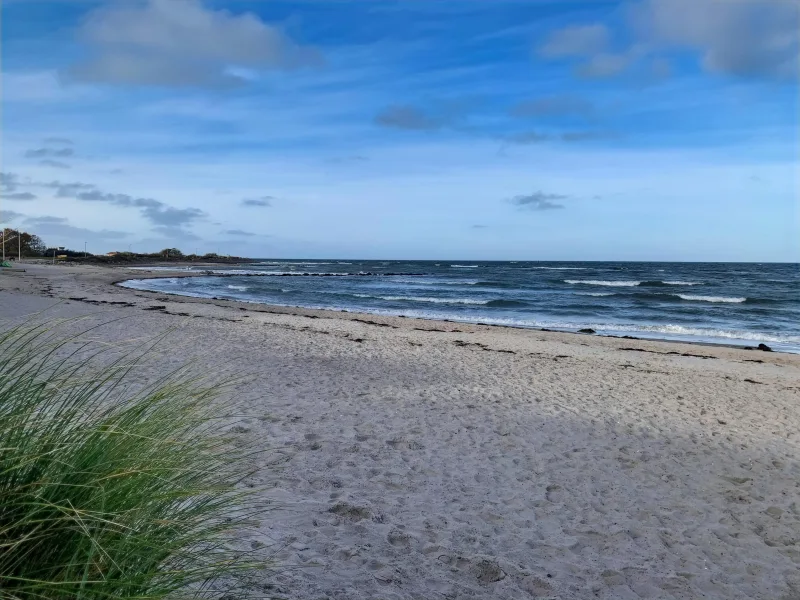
[[67, 0, 323, 87]]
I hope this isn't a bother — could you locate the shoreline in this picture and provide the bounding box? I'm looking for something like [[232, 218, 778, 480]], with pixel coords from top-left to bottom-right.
[[114, 265, 791, 355]]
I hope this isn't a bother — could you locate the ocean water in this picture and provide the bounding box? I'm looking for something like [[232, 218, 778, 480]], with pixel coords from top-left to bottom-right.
[[121, 261, 800, 352]]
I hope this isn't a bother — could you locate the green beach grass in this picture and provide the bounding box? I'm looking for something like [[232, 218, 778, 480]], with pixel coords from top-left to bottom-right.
[[0, 320, 265, 599]]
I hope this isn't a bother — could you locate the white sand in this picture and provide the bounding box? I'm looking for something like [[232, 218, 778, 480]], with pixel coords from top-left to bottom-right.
[[2, 262, 799, 599]]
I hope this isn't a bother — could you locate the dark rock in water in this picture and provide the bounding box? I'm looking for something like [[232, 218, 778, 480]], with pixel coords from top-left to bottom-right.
[[757, 343, 773, 352], [578, 328, 596, 334]]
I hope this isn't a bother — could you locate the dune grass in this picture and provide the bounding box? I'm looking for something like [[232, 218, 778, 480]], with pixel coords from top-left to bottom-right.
[[0, 320, 264, 599]]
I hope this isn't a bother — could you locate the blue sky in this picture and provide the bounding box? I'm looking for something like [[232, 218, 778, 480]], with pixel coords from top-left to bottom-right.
[[1, 0, 798, 260]]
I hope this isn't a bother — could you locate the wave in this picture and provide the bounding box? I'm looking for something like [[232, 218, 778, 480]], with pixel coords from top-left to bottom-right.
[[640, 280, 702, 287], [392, 277, 480, 286], [475, 280, 521, 289], [485, 299, 529, 307], [565, 280, 640, 287], [129, 266, 195, 272], [253, 261, 336, 266], [226, 284, 248, 291], [575, 292, 615, 297], [675, 294, 746, 303], [353, 294, 488, 305], [337, 291, 527, 307], [198, 269, 429, 277], [531, 266, 587, 270], [604, 323, 796, 344], [362, 309, 800, 346], [380, 295, 488, 305], [451, 265, 479, 268], [567, 279, 702, 288]]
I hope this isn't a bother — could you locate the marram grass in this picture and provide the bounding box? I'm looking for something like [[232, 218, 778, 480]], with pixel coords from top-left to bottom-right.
[[0, 321, 266, 599]]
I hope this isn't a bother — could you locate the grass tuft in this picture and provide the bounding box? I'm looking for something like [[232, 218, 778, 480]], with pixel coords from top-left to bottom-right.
[[0, 320, 265, 599]]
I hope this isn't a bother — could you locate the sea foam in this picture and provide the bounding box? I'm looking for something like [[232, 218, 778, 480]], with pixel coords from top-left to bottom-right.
[[354, 294, 488, 305], [676, 294, 746, 303], [565, 280, 641, 287]]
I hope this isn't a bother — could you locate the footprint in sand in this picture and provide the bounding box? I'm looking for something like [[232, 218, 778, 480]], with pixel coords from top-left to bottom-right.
[[328, 502, 371, 522], [521, 576, 554, 596], [386, 436, 425, 450], [387, 529, 412, 548], [546, 484, 564, 502], [471, 558, 506, 583]]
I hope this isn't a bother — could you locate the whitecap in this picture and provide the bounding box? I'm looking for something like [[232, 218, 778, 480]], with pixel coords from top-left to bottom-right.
[[128, 266, 194, 272], [355, 294, 488, 305], [676, 294, 746, 303], [565, 280, 640, 287]]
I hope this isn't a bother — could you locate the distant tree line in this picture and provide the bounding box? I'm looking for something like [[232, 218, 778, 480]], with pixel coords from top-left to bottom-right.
[[2, 228, 47, 257], [1, 228, 247, 263]]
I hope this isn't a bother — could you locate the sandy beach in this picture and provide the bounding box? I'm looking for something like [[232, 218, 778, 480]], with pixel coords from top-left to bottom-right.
[[2, 262, 799, 600]]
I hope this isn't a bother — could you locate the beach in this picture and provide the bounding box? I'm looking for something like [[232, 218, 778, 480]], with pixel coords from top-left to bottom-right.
[[2, 262, 799, 599]]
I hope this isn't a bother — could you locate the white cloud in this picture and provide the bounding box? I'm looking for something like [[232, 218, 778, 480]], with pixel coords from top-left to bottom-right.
[[632, 0, 799, 79], [67, 0, 323, 87], [538, 25, 610, 58], [538, 0, 799, 81], [576, 53, 633, 78]]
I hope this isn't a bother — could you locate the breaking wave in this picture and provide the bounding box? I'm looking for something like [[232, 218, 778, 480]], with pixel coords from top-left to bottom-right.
[[675, 294, 746, 303], [565, 280, 641, 287]]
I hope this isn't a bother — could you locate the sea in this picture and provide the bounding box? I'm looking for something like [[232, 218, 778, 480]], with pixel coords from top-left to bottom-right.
[[120, 261, 800, 353]]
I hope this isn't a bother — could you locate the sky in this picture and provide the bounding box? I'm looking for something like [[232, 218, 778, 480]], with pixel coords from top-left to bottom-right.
[[1, 0, 798, 261]]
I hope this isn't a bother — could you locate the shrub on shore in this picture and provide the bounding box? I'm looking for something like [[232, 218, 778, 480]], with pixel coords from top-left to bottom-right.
[[0, 321, 263, 599]]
